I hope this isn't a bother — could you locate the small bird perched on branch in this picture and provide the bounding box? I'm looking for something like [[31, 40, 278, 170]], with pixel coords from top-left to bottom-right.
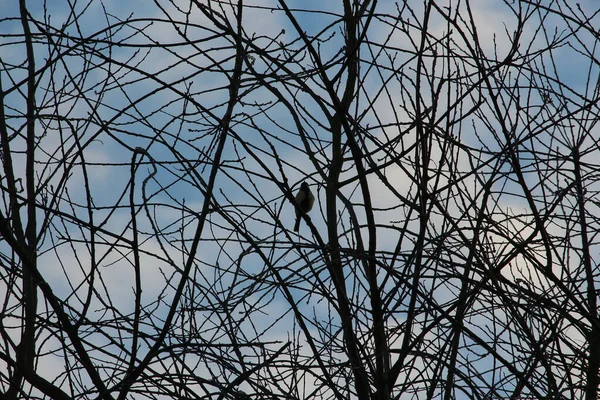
[[294, 181, 314, 232]]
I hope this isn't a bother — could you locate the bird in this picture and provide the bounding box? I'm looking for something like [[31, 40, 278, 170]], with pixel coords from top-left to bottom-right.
[[294, 181, 314, 232]]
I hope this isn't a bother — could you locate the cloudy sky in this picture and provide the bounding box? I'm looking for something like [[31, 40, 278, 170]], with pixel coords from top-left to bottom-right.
[[2, 0, 600, 399]]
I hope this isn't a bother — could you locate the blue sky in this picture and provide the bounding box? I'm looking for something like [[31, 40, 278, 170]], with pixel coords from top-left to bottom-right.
[[2, 1, 600, 399]]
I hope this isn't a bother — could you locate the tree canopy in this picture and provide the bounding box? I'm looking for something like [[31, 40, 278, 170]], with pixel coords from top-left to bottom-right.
[[1, 1, 600, 399]]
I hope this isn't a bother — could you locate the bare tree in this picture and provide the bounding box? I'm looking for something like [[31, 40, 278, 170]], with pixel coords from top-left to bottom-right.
[[1, 0, 600, 399]]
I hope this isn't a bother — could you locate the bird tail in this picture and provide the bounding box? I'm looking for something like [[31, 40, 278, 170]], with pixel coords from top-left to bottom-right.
[[294, 213, 301, 232]]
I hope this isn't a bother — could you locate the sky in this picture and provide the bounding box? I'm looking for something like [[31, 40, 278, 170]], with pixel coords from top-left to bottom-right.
[[1, 0, 600, 399]]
